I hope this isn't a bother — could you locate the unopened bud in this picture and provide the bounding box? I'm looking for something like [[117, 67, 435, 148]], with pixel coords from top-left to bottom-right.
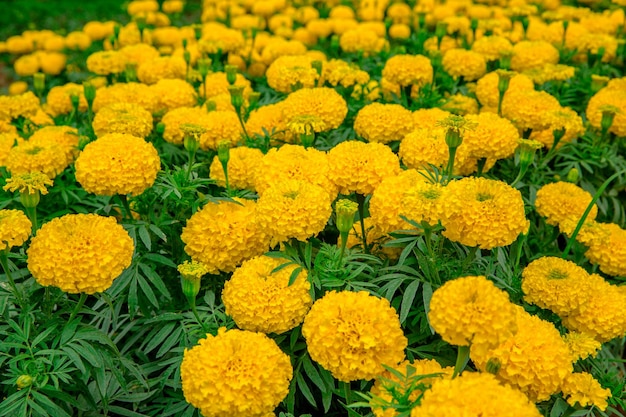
[[566, 167, 579, 183], [517, 139, 542, 167], [217, 140, 230, 165], [228, 85, 244, 109], [335, 199, 358, 235], [248, 91, 260, 108], [155, 122, 165, 134], [16, 375, 33, 390], [83, 81, 96, 104], [198, 58, 211, 78], [600, 106, 618, 134], [20, 190, 40, 208], [33, 72, 45, 96], [225, 65, 238, 85], [311, 60, 323, 77]]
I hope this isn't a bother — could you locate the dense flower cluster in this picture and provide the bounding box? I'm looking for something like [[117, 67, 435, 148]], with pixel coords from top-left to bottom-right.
[[27, 214, 134, 294], [302, 290, 407, 382]]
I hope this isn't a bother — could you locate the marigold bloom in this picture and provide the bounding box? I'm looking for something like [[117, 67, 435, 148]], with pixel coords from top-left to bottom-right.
[[27, 214, 134, 294], [429, 276, 517, 357], [563, 332, 601, 362], [471, 35, 514, 61], [75, 133, 161, 196], [320, 59, 369, 88], [3, 171, 52, 196], [328, 141, 401, 196], [92, 103, 154, 138], [281, 87, 347, 133], [586, 84, 626, 137], [266, 55, 319, 94], [354, 103, 414, 144], [209, 146, 263, 190], [561, 372, 611, 411], [181, 198, 269, 274], [535, 182, 597, 229], [472, 306, 573, 402], [339, 28, 387, 56], [459, 112, 519, 161], [152, 78, 197, 112], [440, 177, 529, 249], [529, 107, 585, 149], [86, 50, 127, 75], [254, 144, 336, 197], [475, 71, 534, 109], [381, 54, 433, 88], [245, 102, 293, 144], [93, 82, 159, 113], [177, 260, 210, 281], [398, 128, 449, 172], [181, 328, 292, 417], [0, 210, 32, 252], [584, 223, 626, 277], [411, 372, 542, 417], [6, 140, 70, 179], [442, 49, 487, 81], [521, 257, 593, 316], [197, 111, 242, 150], [303, 290, 407, 382], [137, 56, 187, 85], [502, 89, 562, 132], [256, 179, 332, 244], [161, 107, 210, 145], [510, 40, 560, 72], [222, 255, 312, 334], [370, 359, 453, 417], [46, 83, 88, 117]]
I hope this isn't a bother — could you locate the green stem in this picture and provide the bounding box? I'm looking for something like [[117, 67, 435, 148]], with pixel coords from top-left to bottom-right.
[[461, 246, 479, 270], [562, 170, 626, 258], [188, 298, 208, 333], [452, 345, 470, 378], [186, 149, 197, 180], [235, 109, 251, 142], [336, 231, 349, 269], [510, 164, 529, 187], [68, 293, 88, 323], [24, 206, 38, 234], [445, 146, 458, 185], [343, 381, 352, 406], [0, 251, 23, 307], [220, 160, 230, 194], [355, 194, 369, 254], [497, 90, 504, 116], [116, 194, 134, 221]]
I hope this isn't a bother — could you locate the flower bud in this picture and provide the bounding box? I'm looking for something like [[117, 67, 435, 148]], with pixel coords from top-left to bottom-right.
[[225, 65, 238, 85], [83, 81, 96, 105], [16, 375, 33, 390], [248, 91, 261, 108], [336, 199, 358, 235], [517, 139, 542, 167], [217, 140, 230, 165], [33, 72, 45, 96], [20, 190, 41, 208], [600, 106, 617, 134], [155, 122, 165, 134], [178, 260, 209, 304], [198, 58, 211, 78], [228, 85, 244, 109], [70, 92, 80, 110], [566, 167, 579, 183]]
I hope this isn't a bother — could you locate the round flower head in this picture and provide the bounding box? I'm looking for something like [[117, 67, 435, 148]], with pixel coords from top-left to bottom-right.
[[521, 257, 593, 316], [529, 107, 585, 149], [328, 141, 401, 196], [137, 56, 186, 85], [461, 112, 519, 161], [563, 332, 601, 362], [181, 198, 269, 274], [46, 83, 88, 117], [181, 327, 292, 417], [27, 214, 134, 294], [256, 179, 332, 244], [510, 40, 560, 72], [245, 102, 294, 144], [6, 139, 71, 179], [302, 290, 407, 382], [92, 82, 159, 114], [399, 128, 449, 171], [534, 182, 597, 229], [161, 107, 210, 145], [86, 50, 127, 75], [198, 111, 242, 150], [370, 359, 452, 417], [586, 86, 626, 137], [429, 276, 517, 357], [381, 54, 433, 88], [441, 93, 479, 116], [584, 223, 626, 277], [92, 103, 153, 138], [475, 71, 534, 109], [75, 133, 161, 196], [471, 35, 513, 61], [471, 306, 573, 402], [442, 49, 487, 81], [222, 255, 312, 334], [199, 71, 252, 101], [320, 59, 369, 89], [354, 103, 414, 144], [502, 89, 562, 132], [561, 372, 611, 411], [411, 372, 542, 417], [439, 177, 529, 249], [412, 108, 451, 130], [339, 28, 387, 56], [151, 78, 197, 112], [209, 146, 263, 190], [254, 144, 336, 197], [562, 276, 626, 342], [0, 210, 32, 251], [266, 55, 319, 94], [281, 87, 348, 133]]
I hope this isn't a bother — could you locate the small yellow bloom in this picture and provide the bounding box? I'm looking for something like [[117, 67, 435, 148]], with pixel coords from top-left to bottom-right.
[[4, 172, 53, 196]]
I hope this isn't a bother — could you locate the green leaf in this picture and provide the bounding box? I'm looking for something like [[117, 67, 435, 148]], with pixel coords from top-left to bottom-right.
[[138, 263, 171, 300], [31, 325, 58, 348], [29, 391, 71, 417], [0, 389, 28, 416], [422, 282, 435, 335], [288, 266, 304, 286], [137, 274, 159, 308], [400, 280, 420, 325], [107, 406, 151, 417], [143, 253, 177, 268], [550, 398, 570, 417], [148, 224, 168, 243], [61, 345, 86, 374], [138, 225, 152, 251], [296, 371, 317, 407], [142, 322, 176, 355], [302, 354, 326, 394]]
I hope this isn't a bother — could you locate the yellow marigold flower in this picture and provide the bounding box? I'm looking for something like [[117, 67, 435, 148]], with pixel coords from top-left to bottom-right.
[[3, 171, 53, 196], [412, 108, 451, 129], [584, 223, 626, 277], [281, 87, 347, 133], [429, 276, 517, 357], [370, 359, 453, 417], [119, 43, 160, 68], [441, 93, 479, 115], [381, 54, 433, 88], [586, 84, 626, 137], [502, 89, 563, 132], [562, 274, 626, 341], [6, 140, 70, 179], [75, 133, 161, 196], [0, 92, 40, 120], [27, 214, 134, 294], [0, 210, 32, 252], [38, 51, 66, 76], [471, 35, 514, 61], [86, 50, 127, 75], [260, 39, 308, 65], [0, 133, 21, 167], [200, 71, 252, 101], [510, 40, 560, 72], [440, 177, 529, 249], [388, 23, 411, 40], [8, 81, 28, 96], [399, 127, 469, 173], [328, 141, 401, 196], [161, 107, 209, 145], [256, 179, 332, 244], [563, 332, 601, 362], [522, 257, 594, 316], [137, 56, 187, 85], [561, 372, 611, 411], [472, 306, 573, 402], [461, 112, 519, 161], [339, 28, 387, 56], [177, 260, 209, 281], [209, 146, 263, 190], [83, 21, 115, 41], [354, 103, 414, 144], [475, 71, 534, 108], [523, 64, 576, 85], [320, 59, 370, 88], [181, 198, 269, 274], [411, 372, 542, 417], [579, 33, 618, 63], [254, 144, 336, 197], [245, 102, 294, 144], [266, 55, 319, 94], [442, 49, 487, 81], [199, 26, 245, 55], [302, 290, 407, 382], [162, 0, 184, 14], [181, 328, 292, 417], [197, 111, 242, 150], [92, 103, 154, 138], [222, 255, 312, 334], [535, 182, 597, 228], [152, 78, 197, 113], [29, 125, 79, 159], [65, 31, 92, 51], [13, 54, 39, 77], [529, 107, 585, 149], [92, 82, 159, 113]]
